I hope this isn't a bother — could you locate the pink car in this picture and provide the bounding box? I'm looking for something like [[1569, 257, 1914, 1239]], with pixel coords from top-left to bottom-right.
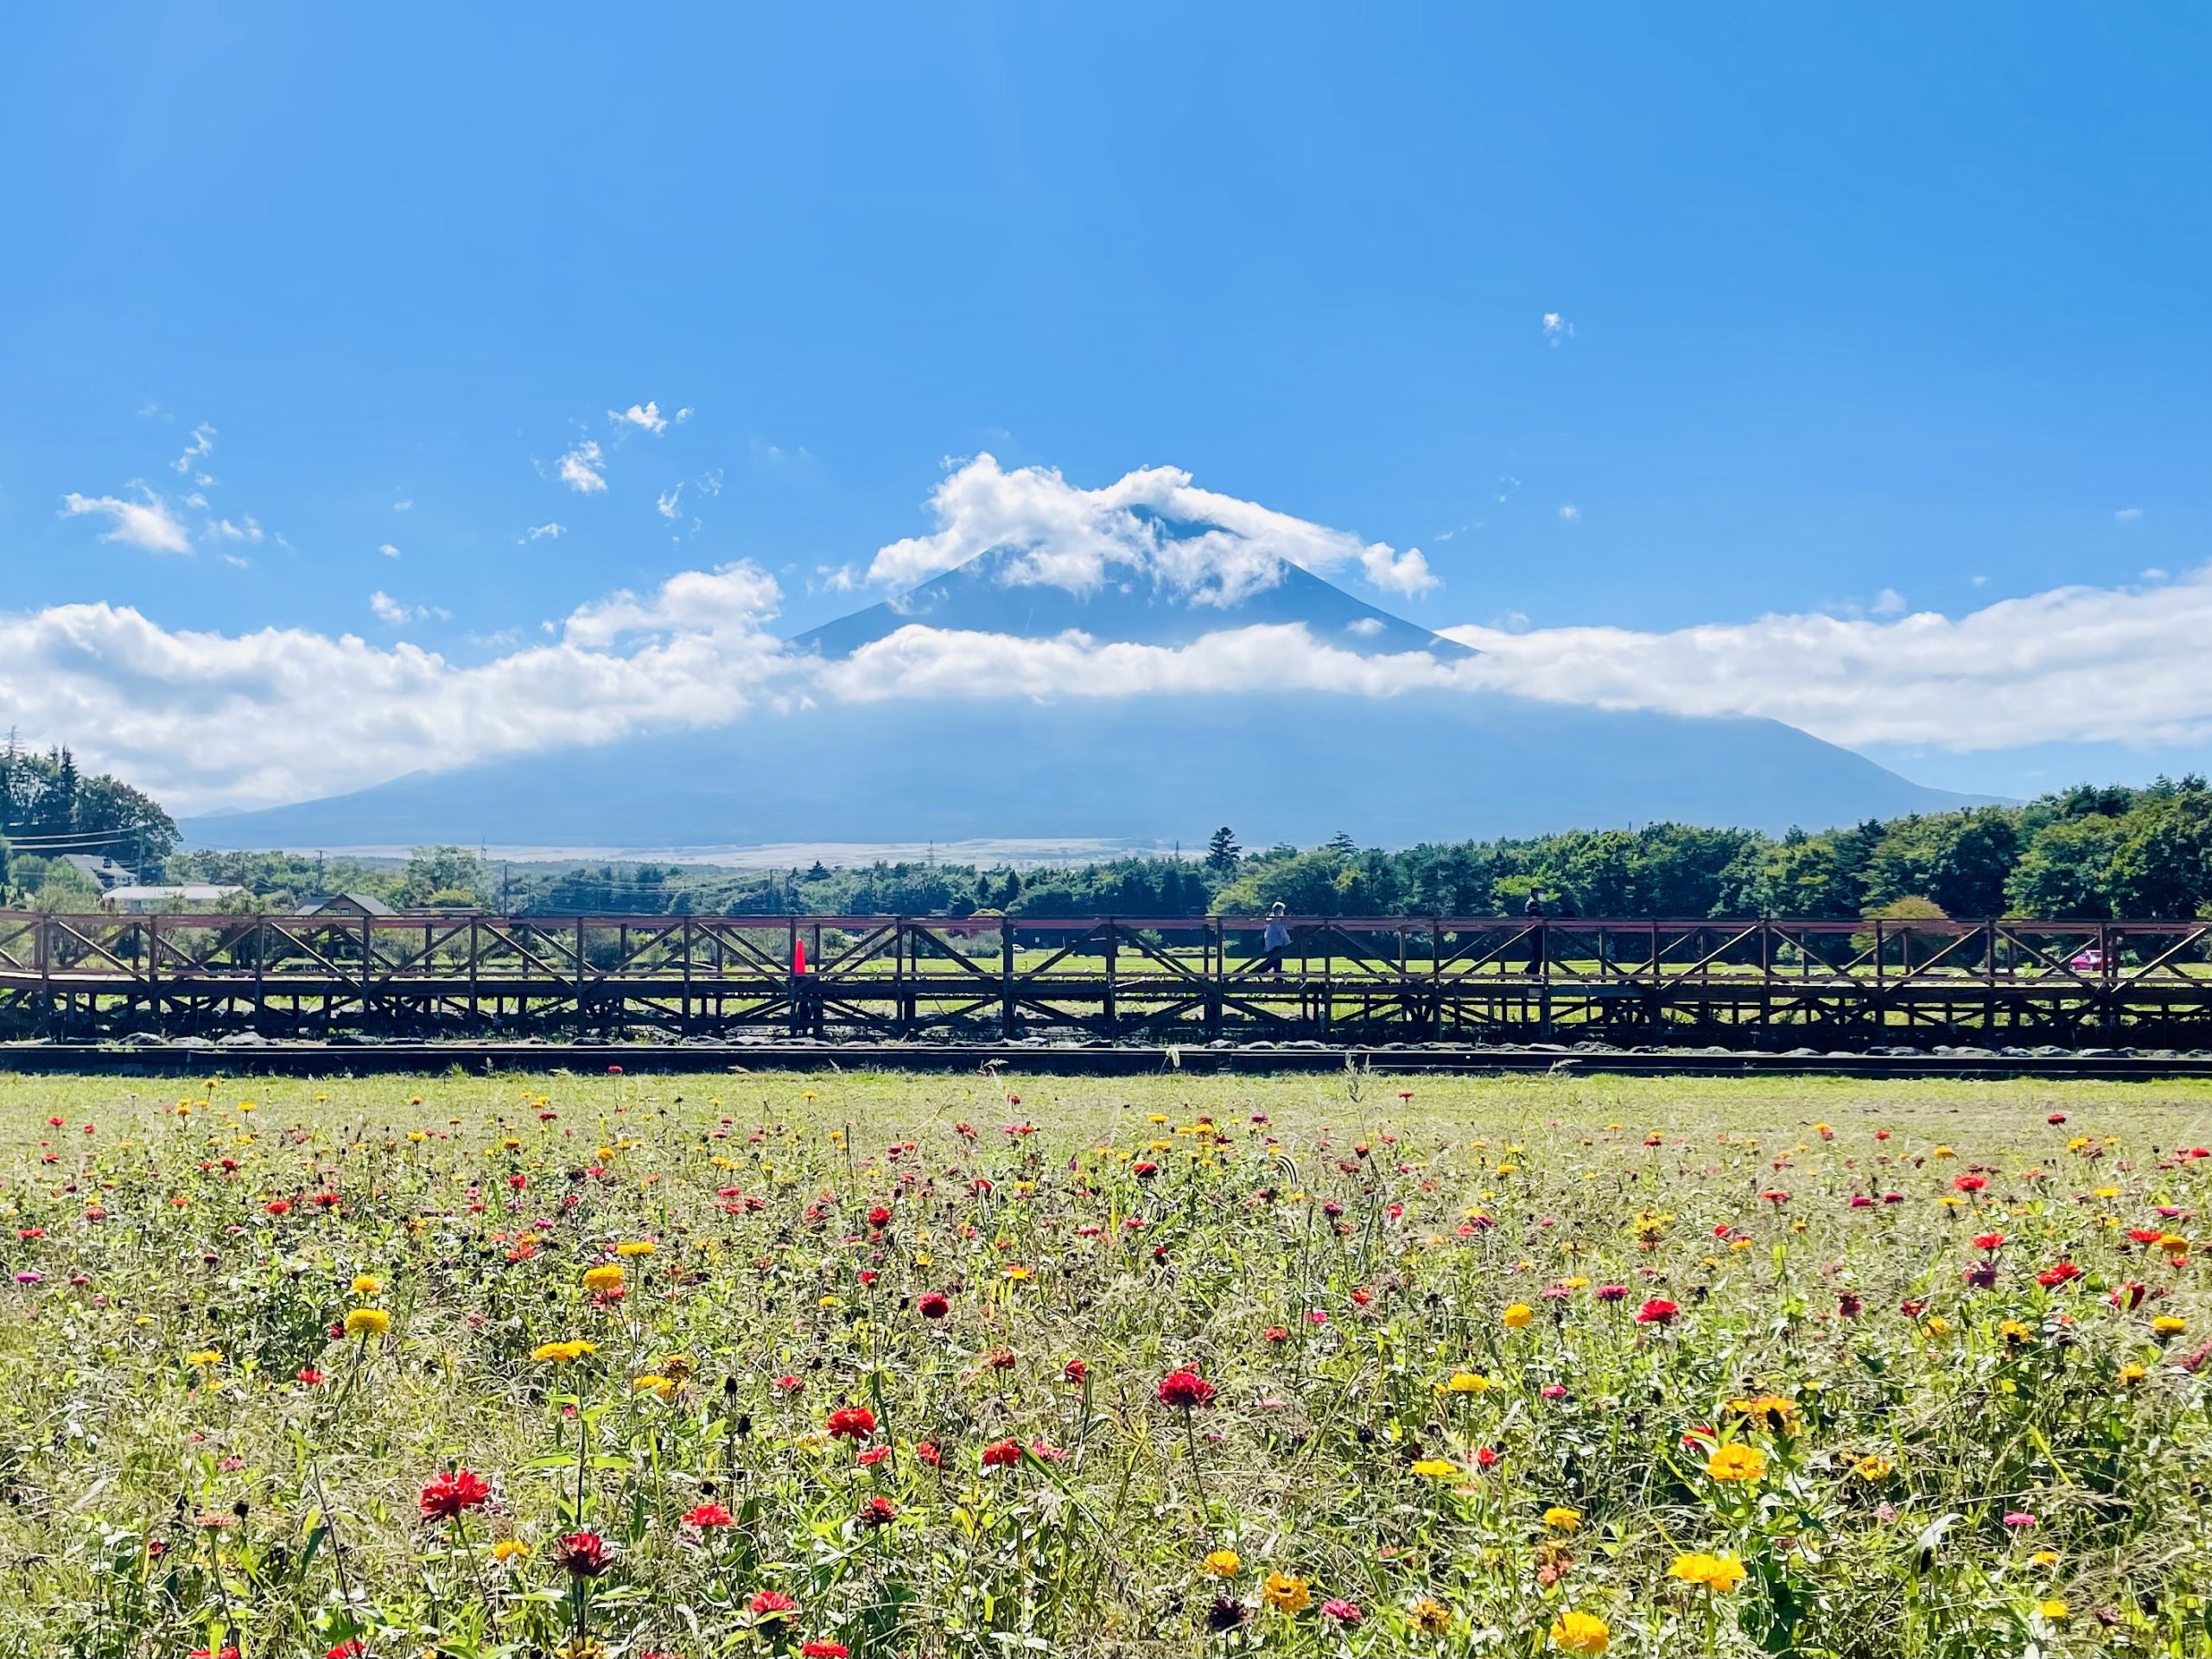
[[2069, 948, 2105, 972]]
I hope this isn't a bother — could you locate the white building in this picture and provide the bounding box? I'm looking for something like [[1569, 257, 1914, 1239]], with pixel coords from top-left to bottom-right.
[[98, 884, 246, 914]]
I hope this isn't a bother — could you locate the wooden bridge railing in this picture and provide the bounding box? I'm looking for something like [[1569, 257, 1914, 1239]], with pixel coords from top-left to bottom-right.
[[2, 911, 2208, 1048]]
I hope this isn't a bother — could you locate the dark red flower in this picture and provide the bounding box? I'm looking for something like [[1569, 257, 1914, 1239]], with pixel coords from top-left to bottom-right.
[[918, 1291, 950, 1319], [554, 1530, 613, 1576], [1157, 1369, 1217, 1408], [418, 1467, 492, 1521], [1635, 1298, 1680, 1325], [858, 1494, 899, 1528]]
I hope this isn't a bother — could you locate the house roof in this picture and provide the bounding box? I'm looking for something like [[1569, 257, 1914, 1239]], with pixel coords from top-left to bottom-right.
[[302, 891, 397, 916]]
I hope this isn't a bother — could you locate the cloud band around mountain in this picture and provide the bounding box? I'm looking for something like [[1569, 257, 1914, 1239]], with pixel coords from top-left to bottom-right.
[[11, 456, 2212, 812]]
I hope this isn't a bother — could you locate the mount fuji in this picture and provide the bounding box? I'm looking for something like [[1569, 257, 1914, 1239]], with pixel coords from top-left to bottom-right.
[[187, 537, 1976, 852]]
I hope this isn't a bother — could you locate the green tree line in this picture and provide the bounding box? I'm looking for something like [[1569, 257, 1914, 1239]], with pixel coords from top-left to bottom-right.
[[10, 771, 2211, 922]]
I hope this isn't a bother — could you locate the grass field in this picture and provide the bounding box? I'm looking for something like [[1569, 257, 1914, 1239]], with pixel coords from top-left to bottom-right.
[[4, 1070, 2212, 1657]]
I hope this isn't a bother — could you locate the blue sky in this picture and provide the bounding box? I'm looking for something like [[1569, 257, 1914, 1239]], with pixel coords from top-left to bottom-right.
[[5, 3, 2211, 810]]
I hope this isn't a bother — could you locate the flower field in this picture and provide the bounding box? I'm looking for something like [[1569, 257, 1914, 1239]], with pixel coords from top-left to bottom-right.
[[4, 1071, 2212, 1658]]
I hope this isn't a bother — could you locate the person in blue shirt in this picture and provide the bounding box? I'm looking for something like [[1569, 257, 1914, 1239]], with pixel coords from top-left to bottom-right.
[[1262, 902, 1292, 976]]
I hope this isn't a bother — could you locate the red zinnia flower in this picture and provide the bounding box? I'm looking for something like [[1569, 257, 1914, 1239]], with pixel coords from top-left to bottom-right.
[[858, 1494, 899, 1527], [554, 1530, 613, 1576], [981, 1438, 1022, 1467], [419, 1467, 492, 1521], [683, 1502, 734, 1529], [1635, 1298, 1680, 1325], [1157, 1369, 1217, 1408], [827, 1406, 877, 1440], [918, 1291, 950, 1319], [801, 1643, 849, 1658], [750, 1588, 798, 1618]]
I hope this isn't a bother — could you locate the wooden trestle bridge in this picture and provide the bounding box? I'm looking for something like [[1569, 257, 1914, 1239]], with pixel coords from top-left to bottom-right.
[[3, 909, 2210, 1051]]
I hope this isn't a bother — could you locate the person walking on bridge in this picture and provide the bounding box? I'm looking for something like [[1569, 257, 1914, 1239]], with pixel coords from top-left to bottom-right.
[[1262, 902, 1292, 976]]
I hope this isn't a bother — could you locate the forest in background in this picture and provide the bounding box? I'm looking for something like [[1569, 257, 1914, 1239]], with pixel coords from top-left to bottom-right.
[[5, 742, 2209, 921]]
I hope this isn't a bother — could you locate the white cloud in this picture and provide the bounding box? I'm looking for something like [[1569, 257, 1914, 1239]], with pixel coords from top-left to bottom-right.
[[610, 402, 671, 435], [60, 486, 193, 554], [170, 422, 216, 475], [1870, 587, 1907, 617], [1345, 617, 1385, 637], [210, 517, 264, 543], [558, 440, 607, 493], [1557, 505, 1580, 522], [866, 454, 1440, 606], [378, 542, 402, 558], [1542, 312, 1573, 344], [0, 567, 791, 811], [524, 522, 566, 542], [1358, 543, 1439, 596], [696, 467, 724, 497], [1440, 567, 2212, 752], [394, 498, 413, 512], [368, 591, 451, 626], [561, 563, 782, 649], [2115, 506, 2143, 522], [817, 624, 1453, 706], [657, 485, 683, 519]]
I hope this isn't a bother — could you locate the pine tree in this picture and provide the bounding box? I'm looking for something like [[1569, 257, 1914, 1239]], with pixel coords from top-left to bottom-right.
[[1205, 826, 1242, 874]]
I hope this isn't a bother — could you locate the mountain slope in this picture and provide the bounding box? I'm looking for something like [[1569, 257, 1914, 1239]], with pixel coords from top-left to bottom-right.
[[794, 543, 1471, 660], [188, 690, 1977, 849]]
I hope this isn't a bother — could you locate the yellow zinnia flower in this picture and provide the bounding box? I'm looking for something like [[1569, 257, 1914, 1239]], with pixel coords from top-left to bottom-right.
[[1502, 1302, 1535, 1330], [532, 1339, 596, 1363], [351, 1274, 382, 1296], [582, 1263, 626, 1294], [1543, 1506, 1582, 1531], [1410, 1459, 1460, 1479], [1204, 1548, 1241, 1577], [1408, 1597, 1453, 1633], [1669, 1552, 1747, 1592], [343, 1306, 390, 1338], [1706, 1443, 1766, 1482], [1261, 1572, 1311, 1612], [1445, 1370, 1492, 1394], [1550, 1610, 1609, 1654]]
